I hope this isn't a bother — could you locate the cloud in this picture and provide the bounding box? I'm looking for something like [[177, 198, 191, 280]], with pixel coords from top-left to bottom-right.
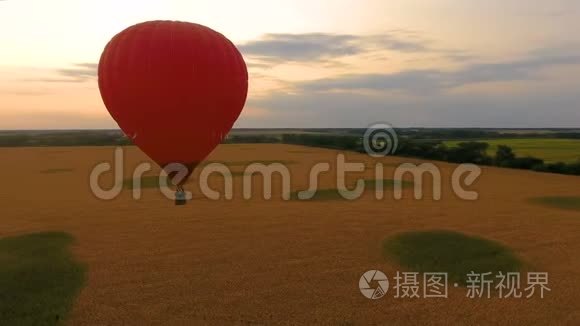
[[365, 34, 430, 53], [238, 31, 445, 67], [294, 48, 580, 93], [243, 45, 580, 128], [240, 33, 363, 62], [22, 63, 98, 83], [56, 63, 97, 80]]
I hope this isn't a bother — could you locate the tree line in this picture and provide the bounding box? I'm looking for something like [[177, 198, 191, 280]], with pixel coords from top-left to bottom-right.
[[0, 130, 578, 176], [280, 134, 580, 176]]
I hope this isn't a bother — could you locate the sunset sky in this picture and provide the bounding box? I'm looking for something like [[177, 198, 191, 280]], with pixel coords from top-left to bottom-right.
[[1, 0, 579, 129]]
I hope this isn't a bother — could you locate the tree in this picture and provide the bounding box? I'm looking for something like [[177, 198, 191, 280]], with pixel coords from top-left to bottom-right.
[[445, 142, 493, 165], [495, 145, 516, 167]]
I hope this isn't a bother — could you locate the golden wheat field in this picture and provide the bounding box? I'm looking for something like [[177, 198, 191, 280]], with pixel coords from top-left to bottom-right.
[[1, 144, 580, 325]]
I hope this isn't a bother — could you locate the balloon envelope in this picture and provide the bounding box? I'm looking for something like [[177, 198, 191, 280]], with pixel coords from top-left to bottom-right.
[[98, 20, 248, 183]]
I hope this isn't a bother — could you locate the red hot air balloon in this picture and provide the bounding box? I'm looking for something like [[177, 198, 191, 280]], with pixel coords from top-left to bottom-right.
[[98, 21, 248, 203]]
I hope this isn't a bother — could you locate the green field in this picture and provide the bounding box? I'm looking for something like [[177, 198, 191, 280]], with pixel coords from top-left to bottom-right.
[[445, 138, 580, 163]]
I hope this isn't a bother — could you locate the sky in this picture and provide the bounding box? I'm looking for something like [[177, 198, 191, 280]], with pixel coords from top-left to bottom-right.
[[1, 0, 579, 129]]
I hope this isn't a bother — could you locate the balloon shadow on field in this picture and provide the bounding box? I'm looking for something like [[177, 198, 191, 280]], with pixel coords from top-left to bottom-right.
[[0, 232, 86, 325], [382, 230, 523, 285], [40, 168, 74, 174], [529, 196, 580, 212]]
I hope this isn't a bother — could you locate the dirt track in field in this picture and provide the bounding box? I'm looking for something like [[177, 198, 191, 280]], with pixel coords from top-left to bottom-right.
[[1, 144, 580, 325]]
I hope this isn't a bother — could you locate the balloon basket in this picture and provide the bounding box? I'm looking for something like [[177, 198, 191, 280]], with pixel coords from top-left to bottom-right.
[[175, 190, 187, 206]]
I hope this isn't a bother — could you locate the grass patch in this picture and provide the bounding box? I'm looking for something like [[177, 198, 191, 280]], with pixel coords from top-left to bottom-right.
[[364, 179, 413, 189], [290, 179, 413, 201], [40, 168, 73, 174], [202, 160, 297, 167], [530, 196, 580, 211], [125, 172, 253, 189], [290, 189, 346, 201], [124, 175, 168, 189], [47, 150, 71, 154], [0, 232, 86, 325], [382, 230, 522, 285], [287, 150, 317, 154]]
